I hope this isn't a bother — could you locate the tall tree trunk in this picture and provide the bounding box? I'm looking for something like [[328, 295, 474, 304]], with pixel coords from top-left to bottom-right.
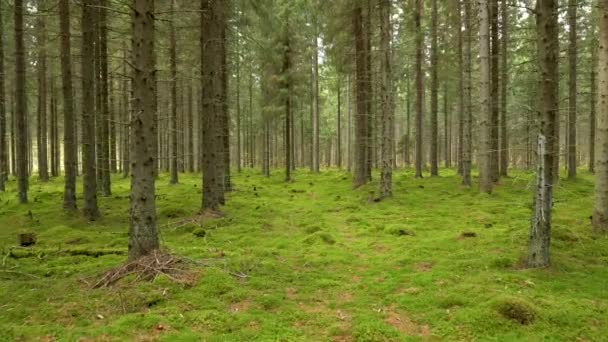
[[169, 0, 179, 184], [405, 76, 411, 167], [414, 0, 423, 178], [58, 0, 77, 209], [0, 0, 6, 191], [352, 5, 368, 188], [499, 0, 509, 177], [201, 0, 225, 211], [109, 72, 117, 173], [346, 75, 352, 171], [430, 0, 439, 176], [444, 85, 450, 168], [478, 0, 493, 193], [122, 41, 130, 179], [14, 0, 28, 203], [592, 0, 608, 233], [567, 0, 578, 179], [99, 0, 111, 195], [129, 0, 159, 260], [188, 80, 194, 173], [312, 23, 320, 173], [284, 31, 292, 182], [235, 32, 242, 173], [528, 0, 558, 268], [337, 81, 342, 169], [221, 24, 231, 193], [364, 0, 373, 181], [36, 3, 49, 182], [50, 78, 58, 177], [462, 0, 473, 186], [81, 0, 100, 220], [379, 0, 393, 198], [490, 0, 500, 182], [590, 15, 598, 173]]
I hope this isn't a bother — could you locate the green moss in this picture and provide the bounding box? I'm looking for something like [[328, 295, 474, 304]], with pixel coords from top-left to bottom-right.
[[0, 169, 605, 340]]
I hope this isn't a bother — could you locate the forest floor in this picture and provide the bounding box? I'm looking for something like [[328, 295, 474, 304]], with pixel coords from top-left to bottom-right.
[[0, 169, 607, 341]]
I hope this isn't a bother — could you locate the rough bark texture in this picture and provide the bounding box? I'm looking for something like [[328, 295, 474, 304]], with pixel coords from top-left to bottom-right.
[[284, 29, 292, 182], [430, 0, 438, 177], [129, 0, 159, 260], [58, 0, 77, 210], [567, 0, 578, 179], [490, 0, 499, 182], [499, 0, 508, 177], [14, 0, 29, 204], [478, 0, 493, 193], [352, 6, 367, 188], [414, 0, 423, 178], [462, 0, 472, 187], [99, 1, 111, 195], [0, 0, 6, 191], [169, 0, 179, 185], [379, 0, 392, 198], [312, 23, 320, 174], [528, 0, 558, 268], [81, 0, 100, 220], [592, 0, 608, 234], [201, 0, 225, 211], [590, 18, 597, 173], [36, 3, 49, 182]]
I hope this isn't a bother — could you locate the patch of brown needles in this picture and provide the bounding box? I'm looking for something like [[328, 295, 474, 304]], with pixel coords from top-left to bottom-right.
[[94, 250, 199, 288]]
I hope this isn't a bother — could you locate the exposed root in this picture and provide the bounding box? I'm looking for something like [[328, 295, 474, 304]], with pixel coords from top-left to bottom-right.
[[94, 250, 198, 288]]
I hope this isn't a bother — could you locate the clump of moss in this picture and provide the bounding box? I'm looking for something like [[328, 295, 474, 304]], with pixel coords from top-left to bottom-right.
[[302, 231, 336, 245], [192, 228, 206, 238], [496, 298, 537, 325]]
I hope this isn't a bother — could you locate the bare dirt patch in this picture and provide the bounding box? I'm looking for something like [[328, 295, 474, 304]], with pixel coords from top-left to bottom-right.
[[384, 308, 430, 336], [415, 262, 433, 272]]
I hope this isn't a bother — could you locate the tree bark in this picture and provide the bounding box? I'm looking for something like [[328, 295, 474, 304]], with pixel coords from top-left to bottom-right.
[[14, 0, 29, 203], [430, 0, 439, 177], [0, 0, 6, 191], [528, 0, 558, 268], [129, 0, 159, 260], [312, 22, 320, 173], [414, 0, 423, 178], [499, 0, 509, 177], [590, 16, 597, 173], [99, 0, 111, 195], [379, 0, 393, 198], [58, 0, 77, 210], [462, 0, 473, 187], [352, 5, 368, 188], [169, 0, 179, 185], [201, 0, 226, 211], [490, 0, 500, 182], [81, 0, 100, 220], [592, 0, 608, 233], [36, 2, 49, 182], [567, 0, 578, 179], [478, 0, 493, 193]]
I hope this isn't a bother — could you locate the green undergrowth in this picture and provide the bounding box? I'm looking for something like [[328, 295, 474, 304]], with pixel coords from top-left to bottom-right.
[[0, 169, 606, 341]]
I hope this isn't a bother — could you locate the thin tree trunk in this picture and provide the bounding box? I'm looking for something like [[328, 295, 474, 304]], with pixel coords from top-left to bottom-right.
[[81, 0, 100, 220], [284, 31, 292, 182], [337, 81, 342, 169], [36, 3, 49, 182], [590, 17, 597, 173], [169, 0, 179, 184], [414, 0, 423, 178], [379, 0, 393, 198], [0, 0, 6, 191], [592, 0, 608, 233], [346, 75, 351, 171], [430, 0, 438, 176], [99, 0, 111, 195], [499, 0, 509, 177], [122, 41, 130, 179], [567, 0, 578, 179], [490, 0, 500, 182], [528, 0, 558, 268], [479, 0, 493, 193], [312, 23, 320, 173], [444, 85, 450, 168], [58, 0, 77, 209], [14, 0, 28, 203], [353, 5, 368, 188], [405, 76, 411, 167], [129, 0, 159, 260], [236, 32, 242, 173], [462, 0, 472, 186]]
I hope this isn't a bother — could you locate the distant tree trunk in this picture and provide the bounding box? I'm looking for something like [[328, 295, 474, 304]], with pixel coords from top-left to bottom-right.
[[187, 80, 194, 173], [478, 0, 493, 193], [490, 0, 500, 182], [221, 24, 231, 193], [528, 0, 558, 268], [169, 0, 179, 185], [122, 41, 130, 179], [592, 0, 608, 233], [462, 0, 472, 186], [14, 0, 28, 203], [337, 81, 342, 169], [99, 1, 111, 195], [456, 1, 464, 176], [36, 3, 49, 182], [129, 0, 159, 260], [49, 78, 59, 177], [109, 72, 117, 174], [444, 86, 450, 168], [379, 0, 393, 198], [430, 0, 438, 177], [0, 0, 6, 191], [405, 76, 411, 167], [567, 0, 578, 179], [364, 0, 373, 181], [346, 75, 352, 171], [58, 0, 77, 209], [312, 23, 320, 173], [414, 0, 423, 178], [81, 0, 100, 220], [235, 33, 242, 173], [589, 19, 597, 173], [201, 0, 225, 211], [499, 0, 509, 177], [10, 96, 15, 176], [284, 30, 292, 182], [352, 5, 368, 188]]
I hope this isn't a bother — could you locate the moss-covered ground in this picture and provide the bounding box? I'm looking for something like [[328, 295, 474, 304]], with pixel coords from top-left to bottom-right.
[[0, 169, 607, 341]]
